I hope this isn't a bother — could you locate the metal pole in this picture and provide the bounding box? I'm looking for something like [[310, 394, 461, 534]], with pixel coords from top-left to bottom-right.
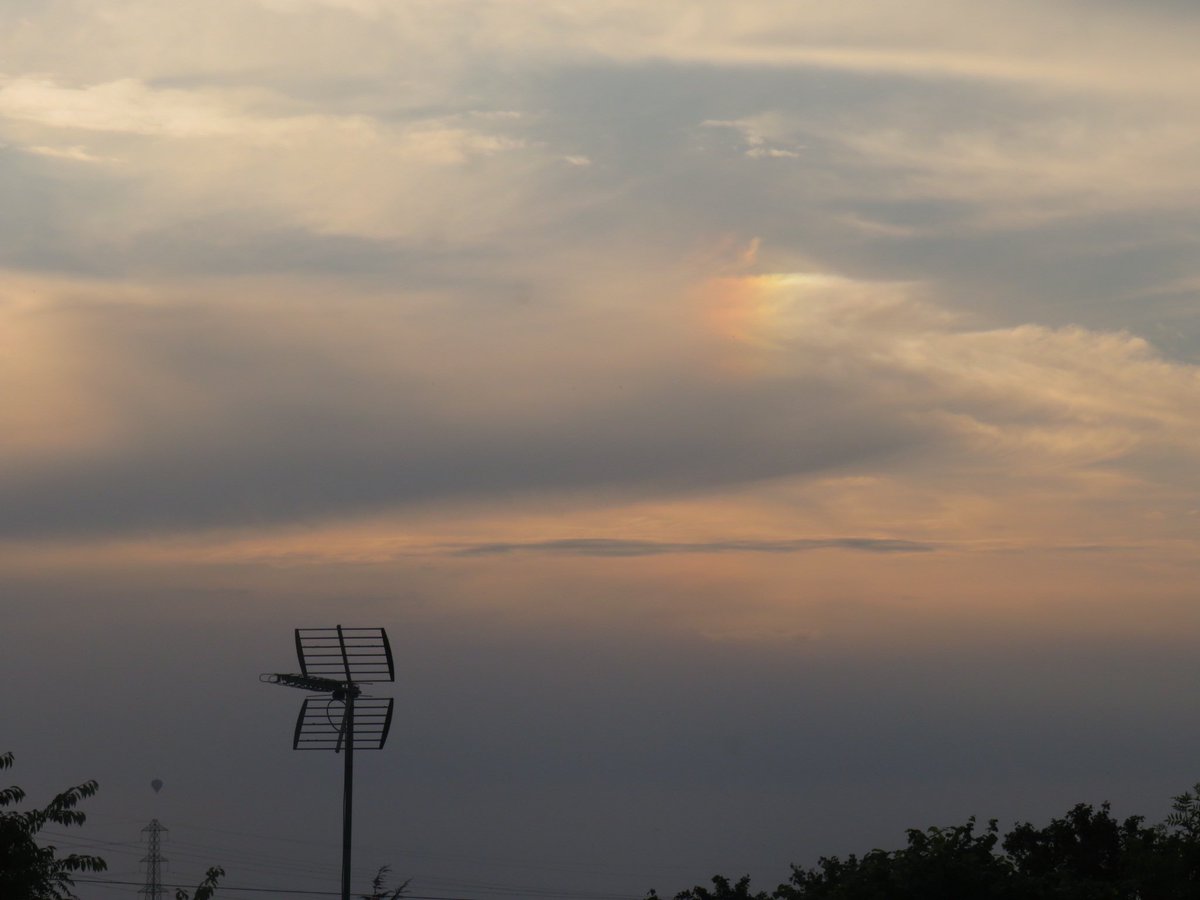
[[342, 693, 354, 900], [336, 623, 355, 900]]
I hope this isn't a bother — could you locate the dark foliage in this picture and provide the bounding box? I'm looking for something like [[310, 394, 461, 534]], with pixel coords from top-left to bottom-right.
[[1, 752, 227, 900], [359, 864, 411, 900], [176, 866, 226, 900], [649, 784, 1200, 900], [0, 751, 107, 900]]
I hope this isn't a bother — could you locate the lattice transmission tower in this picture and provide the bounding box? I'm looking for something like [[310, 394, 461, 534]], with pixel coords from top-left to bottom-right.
[[139, 818, 168, 900]]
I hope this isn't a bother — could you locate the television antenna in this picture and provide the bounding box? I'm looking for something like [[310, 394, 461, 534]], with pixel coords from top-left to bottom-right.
[[261, 626, 395, 900]]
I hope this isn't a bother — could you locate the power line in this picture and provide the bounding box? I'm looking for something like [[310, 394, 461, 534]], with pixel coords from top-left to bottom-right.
[[72, 877, 641, 900], [42, 828, 342, 881], [48, 826, 658, 900], [47, 809, 681, 899], [72, 815, 701, 883], [74, 877, 339, 897], [52, 823, 668, 884], [57, 826, 645, 900]]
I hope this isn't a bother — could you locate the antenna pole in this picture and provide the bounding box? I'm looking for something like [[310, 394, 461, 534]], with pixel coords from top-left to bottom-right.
[[264, 625, 394, 900], [342, 692, 354, 900]]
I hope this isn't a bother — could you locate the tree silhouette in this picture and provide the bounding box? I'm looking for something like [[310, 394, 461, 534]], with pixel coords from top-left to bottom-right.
[[649, 785, 1200, 900], [175, 866, 225, 900], [359, 864, 411, 900], [1, 752, 226, 900], [649, 874, 771, 900], [0, 751, 107, 900]]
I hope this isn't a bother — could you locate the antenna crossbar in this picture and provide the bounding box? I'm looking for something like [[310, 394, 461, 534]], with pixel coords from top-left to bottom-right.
[[295, 627, 394, 683], [292, 696, 393, 751]]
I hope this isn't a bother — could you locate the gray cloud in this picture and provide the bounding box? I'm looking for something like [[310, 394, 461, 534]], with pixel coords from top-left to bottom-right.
[[5, 254, 1198, 541], [0, 376, 915, 538], [0, 288, 924, 538], [450, 537, 935, 557], [526, 62, 1200, 358]]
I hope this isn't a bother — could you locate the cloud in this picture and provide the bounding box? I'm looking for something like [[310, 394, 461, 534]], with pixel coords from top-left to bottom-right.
[[0, 0, 1197, 552], [1, 265, 1198, 543], [690, 94, 1200, 232], [233, 1, 1200, 99], [701, 117, 804, 159], [0, 268, 923, 538], [450, 537, 936, 557], [711, 272, 1200, 471], [22, 144, 115, 163], [0, 78, 570, 245], [4, 2, 1197, 279], [822, 114, 1200, 226], [0, 77, 270, 136], [0, 73, 527, 168]]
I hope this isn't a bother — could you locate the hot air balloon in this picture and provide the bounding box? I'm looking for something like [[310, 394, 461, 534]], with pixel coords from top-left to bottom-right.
[[151, 778, 163, 794]]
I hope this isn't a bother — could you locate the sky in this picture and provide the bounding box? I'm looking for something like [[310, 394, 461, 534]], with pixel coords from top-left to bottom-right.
[[3, 1, 1200, 898]]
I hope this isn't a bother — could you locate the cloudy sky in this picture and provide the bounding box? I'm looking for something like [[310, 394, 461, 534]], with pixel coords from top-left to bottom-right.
[[4, 2, 1200, 898]]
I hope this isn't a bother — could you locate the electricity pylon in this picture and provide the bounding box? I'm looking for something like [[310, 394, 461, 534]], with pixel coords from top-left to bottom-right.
[[139, 819, 167, 900]]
